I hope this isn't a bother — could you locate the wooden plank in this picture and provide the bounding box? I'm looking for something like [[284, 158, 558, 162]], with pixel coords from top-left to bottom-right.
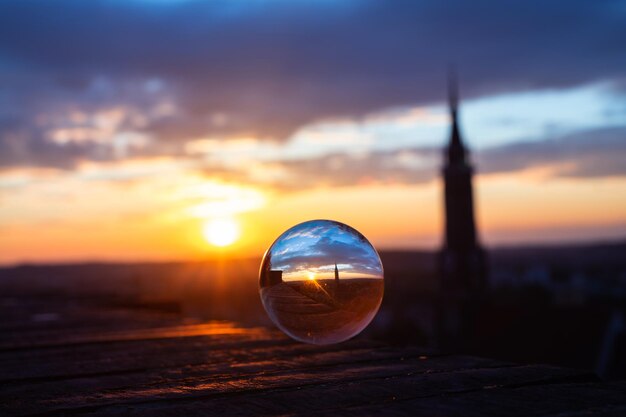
[[12, 363, 596, 417], [2, 297, 625, 417], [0, 347, 456, 415], [0, 321, 271, 351], [1, 349, 586, 417], [327, 381, 626, 417], [0, 330, 392, 383]]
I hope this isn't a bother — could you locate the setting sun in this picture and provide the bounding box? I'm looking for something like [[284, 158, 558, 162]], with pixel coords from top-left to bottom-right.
[[202, 217, 240, 247], [308, 272, 316, 281]]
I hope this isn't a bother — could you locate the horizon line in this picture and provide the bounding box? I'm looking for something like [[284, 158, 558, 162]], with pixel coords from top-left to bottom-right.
[[1, 235, 625, 269]]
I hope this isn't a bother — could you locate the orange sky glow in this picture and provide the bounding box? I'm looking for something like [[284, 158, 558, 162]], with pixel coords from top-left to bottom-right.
[[2, 160, 625, 265]]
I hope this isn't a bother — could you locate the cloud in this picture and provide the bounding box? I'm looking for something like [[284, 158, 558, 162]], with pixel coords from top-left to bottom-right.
[[0, 122, 111, 170], [194, 126, 626, 189], [258, 148, 441, 189], [477, 126, 626, 178], [270, 221, 382, 274], [274, 237, 379, 273], [0, 0, 625, 171]]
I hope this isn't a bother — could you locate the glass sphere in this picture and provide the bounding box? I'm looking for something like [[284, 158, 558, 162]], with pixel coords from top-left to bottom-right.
[[259, 219, 384, 344]]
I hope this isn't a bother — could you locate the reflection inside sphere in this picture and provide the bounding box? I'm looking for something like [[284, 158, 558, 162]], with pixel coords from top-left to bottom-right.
[[259, 220, 384, 344]]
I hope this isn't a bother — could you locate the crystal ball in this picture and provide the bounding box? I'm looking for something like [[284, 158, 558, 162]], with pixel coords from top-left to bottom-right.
[[259, 219, 384, 344]]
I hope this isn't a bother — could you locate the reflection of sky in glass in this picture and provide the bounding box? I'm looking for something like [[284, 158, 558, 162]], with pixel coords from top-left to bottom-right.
[[269, 220, 383, 281]]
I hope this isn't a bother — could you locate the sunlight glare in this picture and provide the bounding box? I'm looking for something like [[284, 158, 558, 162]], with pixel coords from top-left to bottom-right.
[[203, 217, 240, 247], [308, 272, 316, 281]]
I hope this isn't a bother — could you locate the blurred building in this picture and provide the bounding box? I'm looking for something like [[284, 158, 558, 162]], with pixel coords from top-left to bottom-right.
[[267, 270, 283, 286], [260, 269, 283, 287], [437, 73, 488, 350]]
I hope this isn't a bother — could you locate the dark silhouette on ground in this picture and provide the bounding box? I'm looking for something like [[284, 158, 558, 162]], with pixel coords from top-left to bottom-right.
[[1, 240, 624, 377]]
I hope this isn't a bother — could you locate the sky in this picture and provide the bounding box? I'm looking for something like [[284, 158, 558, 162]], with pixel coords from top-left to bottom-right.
[[267, 220, 383, 281], [1, 0, 625, 264]]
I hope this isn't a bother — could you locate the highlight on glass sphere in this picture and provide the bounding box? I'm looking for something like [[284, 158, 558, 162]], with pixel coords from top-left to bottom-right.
[[259, 219, 384, 344]]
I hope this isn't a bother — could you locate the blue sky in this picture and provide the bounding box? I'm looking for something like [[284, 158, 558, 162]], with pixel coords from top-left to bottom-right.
[[269, 220, 383, 280]]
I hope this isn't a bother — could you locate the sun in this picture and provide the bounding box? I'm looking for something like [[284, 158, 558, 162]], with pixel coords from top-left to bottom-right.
[[202, 217, 240, 247], [307, 272, 316, 281]]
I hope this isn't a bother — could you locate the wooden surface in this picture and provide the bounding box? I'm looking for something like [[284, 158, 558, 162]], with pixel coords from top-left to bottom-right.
[[1, 297, 626, 416]]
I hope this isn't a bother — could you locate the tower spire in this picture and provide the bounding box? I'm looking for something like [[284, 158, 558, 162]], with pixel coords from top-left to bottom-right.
[[448, 66, 459, 117], [438, 67, 488, 350], [446, 67, 466, 166]]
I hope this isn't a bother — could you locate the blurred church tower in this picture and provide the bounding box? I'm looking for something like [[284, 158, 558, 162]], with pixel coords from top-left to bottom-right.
[[437, 71, 488, 350]]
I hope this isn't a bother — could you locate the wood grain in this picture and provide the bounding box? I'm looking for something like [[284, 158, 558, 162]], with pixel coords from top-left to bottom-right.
[[1, 298, 624, 416]]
